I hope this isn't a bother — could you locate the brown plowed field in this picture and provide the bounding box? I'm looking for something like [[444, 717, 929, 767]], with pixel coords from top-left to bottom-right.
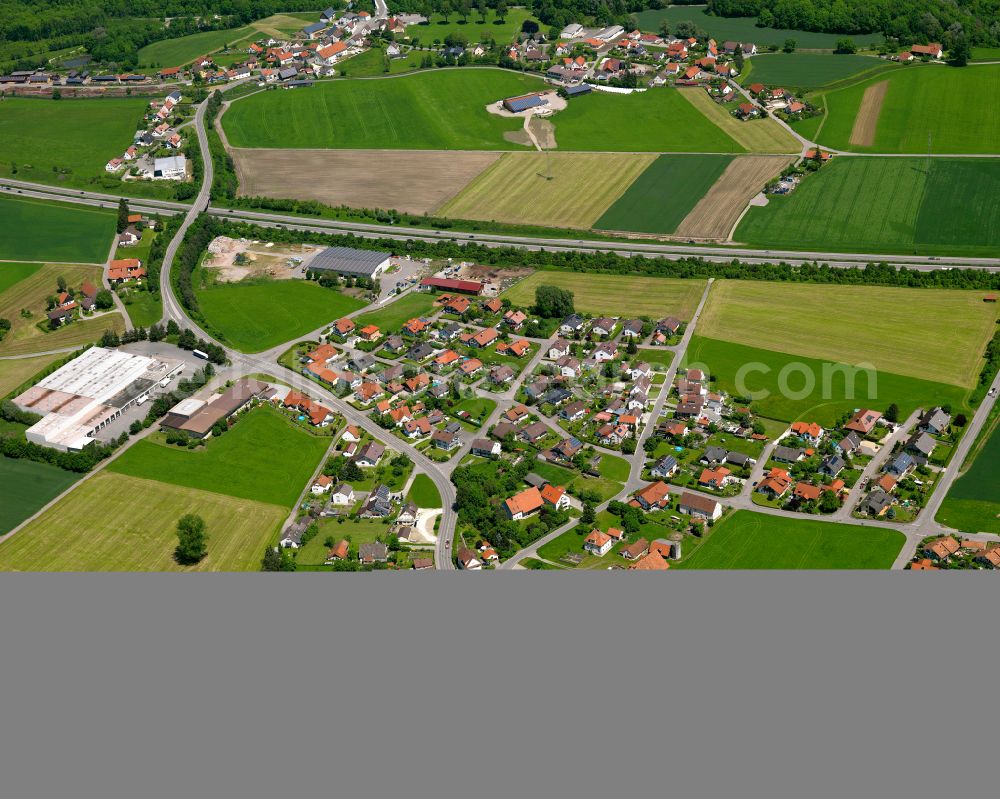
[[231, 148, 501, 215], [674, 155, 795, 240], [849, 80, 888, 147]]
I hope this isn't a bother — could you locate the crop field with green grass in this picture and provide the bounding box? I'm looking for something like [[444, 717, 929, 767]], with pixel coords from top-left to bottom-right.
[[109, 407, 329, 507], [684, 335, 972, 425], [0, 352, 65, 398], [196, 279, 365, 352], [0, 472, 286, 571], [402, 9, 536, 47], [504, 271, 706, 319], [0, 196, 115, 263], [407, 473, 442, 508], [699, 280, 997, 387], [813, 64, 1000, 153], [0, 457, 80, 535], [223, 69, 544, 150], [0, 262, 41, 293], [735, 156, 1000, 256], [354, 290, 438, 333], [741, 53, 896, 88], [937, 422, 1000, 533], [553, 88, 742, 153], [677, 510, 904, 569], [594, 154, 734, 234], [339, 46, 425, 76]]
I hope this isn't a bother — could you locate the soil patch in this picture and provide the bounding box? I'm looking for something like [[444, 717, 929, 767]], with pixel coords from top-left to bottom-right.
[[849, 80, 888, 147]]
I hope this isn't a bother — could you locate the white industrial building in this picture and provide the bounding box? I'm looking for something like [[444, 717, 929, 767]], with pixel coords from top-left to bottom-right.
[[13, 347, 184, 451], [153, 155, 187, 180]]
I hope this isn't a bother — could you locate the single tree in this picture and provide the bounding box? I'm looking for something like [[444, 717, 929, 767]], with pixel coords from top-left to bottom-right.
[[581, 502, 596, 526], [885, 403, 900, 423], [495, 0, 508, 23], [116, 198, 130, 234], [175, 513, 208, 565], [783, 38, 797, 53]]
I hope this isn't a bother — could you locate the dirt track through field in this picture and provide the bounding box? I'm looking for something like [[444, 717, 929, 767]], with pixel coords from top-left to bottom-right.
[[849, 80, 888, 147], [231, 149, 501, 215], [674, 155, 794, 241]]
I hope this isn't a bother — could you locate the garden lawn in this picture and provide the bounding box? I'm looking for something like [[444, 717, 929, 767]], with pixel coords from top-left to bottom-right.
[[597, 454, 631, 482], [634, 7, 882, 49], [0, 196, 115, 263], [677, 510, 904, 569], [936, 421, 1000, 534], [0, 457, 80, 535], [684, 335, 972, 425], [735, 156, 1000, 256], [109, 407, 330, 507], [222, 69, 545, 150], [407, 473, 442, 508], [294, 517, 396, 566], [354, 291, 437, 332], [595, 154, 734, 234], [0, 472, 286, 571], [741, 53, 896, 89], [504, 271, 706, 319], [814, 64, 1000, 154], [196, 279, 365, 352], [122, 290, 163, 330], [553, 88, 742, 153], [698, 280, 997, 387]]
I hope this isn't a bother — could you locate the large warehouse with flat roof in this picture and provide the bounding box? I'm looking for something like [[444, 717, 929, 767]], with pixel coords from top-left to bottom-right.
[[309, 246, 391, 278], [13, 347, 184, 451]]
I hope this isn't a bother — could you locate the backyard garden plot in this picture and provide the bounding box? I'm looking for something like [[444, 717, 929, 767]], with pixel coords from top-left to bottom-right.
[[697, 280, 997, 387], [594, 154, 734, 235], [504, 272, 707, 319], [742, 53, 895, 89], [195, 279, 365, 353], [0, 196, 115, 264], [233, 148, 501, 215], [634, 6, 882, 49], [676, 510, 904, 570], [0, 472, 286, 572], [936, 421, 1000, 534], [437, 152, 656, 229], [814, 64, 1000, 154], [222, 69, 544, 150], [0, 457, 80, 536], [673, 155, 794, 240], [109, 406, 331, 508], [734, 156, 1000, 256], [684, 335, 971, 426], [678, 87, 799, 153]]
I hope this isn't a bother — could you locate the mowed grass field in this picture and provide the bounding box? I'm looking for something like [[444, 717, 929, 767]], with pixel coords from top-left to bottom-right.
[[223, 69, 544, 150], [684, 335, 972, 425], [698, 280, 997, 388], [0, 457, 80, 535], [354, 291, 437, 333], [504, 271, 706, 319], [937, 421, 1000, 533], [742, 53, 897, 89], [634, 6, 881, 49], [0, 352, 65, 398], [679, 88, 799, 153], [407, 473, 442, 508], [0, 196, 115, 263], [0, 262, 42, 292], [677, 510, 904, 569], [553, 88, 742, 153], [594, 154, 734, 234], [0, 96, 148, 183], [109, 407, 330, 508], [814, 65, 1000, 153], [735, 157, 1000, 256], [196, 279, 365, 352], [0, 472, 286, 571], [403, 9, 536, 46], [438, 152, 657, 229]]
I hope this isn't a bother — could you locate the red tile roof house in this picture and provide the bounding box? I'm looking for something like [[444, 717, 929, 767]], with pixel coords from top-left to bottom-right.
[[503, 486, 544, 520], [332, 318, 356, 337], [910, 42, 943, 59], [584, 530, 613, 557], [923, 536, 960, 561], [107, 259, 146, 284], [631, 481, 671, 511], [790, 421, 824, 444], [470, 327, 500, 348], [757, 468, 792, 499], [793, 482, 823, 503], [677, 491, 722, 521], [540, 483, 570, 511], [629, 552, 670, 571], [844, 409, 882, 435], [357, 324, 381, 342], [620, 538, 650, 561], [699, 467, 732, 490]]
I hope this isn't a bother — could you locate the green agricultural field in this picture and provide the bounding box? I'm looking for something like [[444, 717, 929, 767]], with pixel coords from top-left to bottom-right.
[[402, 9, 537, 47], [504, 271, 706, 319], [633, 7, 882, 49], [679, 87, 799, 153], [741, 53, 895, 89], [0, 352, 64, 398], [677, 510, 905, 569], [223, 69, 545, 150], [0, 96, 150, 187], [698, 280, 997, 388], [0, 472, 286, 571], [594, 154, 734, 234], [407, 473, 442, 508], [354, 291, 438, 333], [735, 156, 1000, 256], [937, 421, 1000, 533], [0, 196, 115, 263], [814, 64, 1000, 153], [0, 457, 80, 535], [0, 262, 41, 293], [684, 335, 971, 425], [109, 406, 330, 508], [553, 88, 743, 153], [196, 279, 365, 352]]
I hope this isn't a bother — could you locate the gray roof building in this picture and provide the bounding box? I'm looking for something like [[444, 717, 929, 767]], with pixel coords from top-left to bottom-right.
[[310, 246, 391, 277]]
